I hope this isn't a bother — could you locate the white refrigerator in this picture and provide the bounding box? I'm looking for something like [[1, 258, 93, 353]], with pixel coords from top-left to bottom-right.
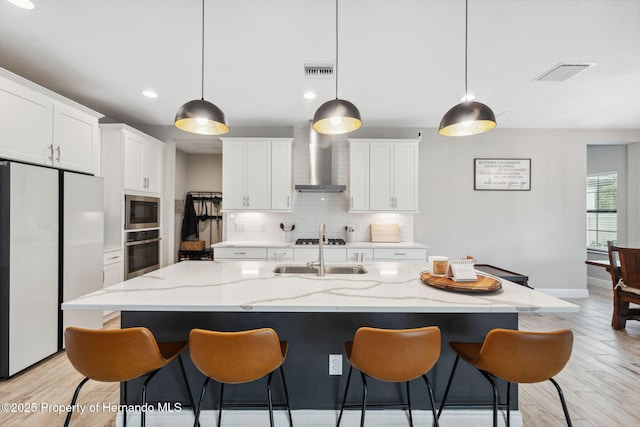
[[0, 161, 103, 378]]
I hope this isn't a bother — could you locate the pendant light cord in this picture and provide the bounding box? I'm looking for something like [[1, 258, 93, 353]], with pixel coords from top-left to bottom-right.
[[335, 0, 339, 100], [464, 0, 468, 98], [201, 0, 205, 101]]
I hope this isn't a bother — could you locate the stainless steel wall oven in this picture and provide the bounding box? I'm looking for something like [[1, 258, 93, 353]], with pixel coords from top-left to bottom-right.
[[125, 230, 160, 279]]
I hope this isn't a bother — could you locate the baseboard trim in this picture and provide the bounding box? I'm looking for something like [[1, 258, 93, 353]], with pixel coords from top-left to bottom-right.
[[116, 408, 522, 426], [587, 276, 611, 289]]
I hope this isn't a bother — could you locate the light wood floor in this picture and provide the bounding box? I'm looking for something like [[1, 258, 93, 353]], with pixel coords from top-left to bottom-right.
[[1, 285, 639, 426]]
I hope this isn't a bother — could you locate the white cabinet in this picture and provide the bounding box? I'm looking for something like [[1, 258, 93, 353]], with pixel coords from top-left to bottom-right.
[[0, 71, 101, 174], [103, 250, 124, 287], [373, 248, 426, 261], [123, 131, 163, 194], [52, 103, 100, 174], [222, 138, 292, 211], [348, 141, 369, 211], [347, 248, 373, 262], [214, 247, 267, 260], [349, 139, 419, 212], [267, 247, 294, 261], [293, 248, 347, 263], [271, 140, 293, 210]]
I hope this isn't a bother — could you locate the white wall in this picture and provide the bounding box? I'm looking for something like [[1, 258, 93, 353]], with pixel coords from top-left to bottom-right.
[[415, 128, 640, 296]]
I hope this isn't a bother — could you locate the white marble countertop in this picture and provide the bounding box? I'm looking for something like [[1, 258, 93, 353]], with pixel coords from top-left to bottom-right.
[[212, 241, 428, 249], [63, 261, 578, 314]]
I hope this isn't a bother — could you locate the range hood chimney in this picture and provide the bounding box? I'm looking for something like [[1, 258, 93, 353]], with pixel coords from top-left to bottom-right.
[[294, 124, 346, 192]]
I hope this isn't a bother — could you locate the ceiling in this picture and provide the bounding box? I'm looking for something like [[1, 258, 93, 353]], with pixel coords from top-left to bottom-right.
[[1, 0, 639, 153]]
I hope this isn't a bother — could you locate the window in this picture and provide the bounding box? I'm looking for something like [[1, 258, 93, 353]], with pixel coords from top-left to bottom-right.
[[586, 172, 617, 250]]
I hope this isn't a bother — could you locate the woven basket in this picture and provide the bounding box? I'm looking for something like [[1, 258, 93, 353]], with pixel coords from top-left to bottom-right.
[[180, 240, 206, 251]]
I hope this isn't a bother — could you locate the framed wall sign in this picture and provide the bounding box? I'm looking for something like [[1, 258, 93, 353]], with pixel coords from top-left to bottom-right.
[[474, 158, 531, 191]]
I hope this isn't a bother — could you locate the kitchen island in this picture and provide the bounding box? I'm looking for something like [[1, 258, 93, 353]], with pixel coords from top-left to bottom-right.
[[63, 260, 578, 426]]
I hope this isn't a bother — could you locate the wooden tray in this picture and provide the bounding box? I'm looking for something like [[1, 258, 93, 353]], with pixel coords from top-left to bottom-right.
[[420, 271, 502, 293]]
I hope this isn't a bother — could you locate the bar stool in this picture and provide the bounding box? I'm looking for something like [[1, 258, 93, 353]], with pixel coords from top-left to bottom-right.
[[438, 328, 573, 427], [189, 327, 293, 427], [336, 326, 441, 427], [64, 326, 198, 427]]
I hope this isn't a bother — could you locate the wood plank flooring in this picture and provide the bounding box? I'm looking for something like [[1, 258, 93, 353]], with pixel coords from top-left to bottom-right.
[[1, 285, 639, 426]]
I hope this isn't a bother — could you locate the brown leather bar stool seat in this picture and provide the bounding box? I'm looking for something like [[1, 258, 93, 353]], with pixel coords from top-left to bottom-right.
[[189, 327, 293, 427], [336, 326, 441, 427], [438, 328, 573, 427], [64, 326, 197, 427]]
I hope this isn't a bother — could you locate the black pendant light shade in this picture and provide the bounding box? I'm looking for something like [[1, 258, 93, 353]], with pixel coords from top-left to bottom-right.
[[174, 99, 229, 135], [439, 0, 495, 137], [312, 0, 362, 135], [438, 101, 496, 137], [174, 0, 228, 136], [312, 98, 362, 135]]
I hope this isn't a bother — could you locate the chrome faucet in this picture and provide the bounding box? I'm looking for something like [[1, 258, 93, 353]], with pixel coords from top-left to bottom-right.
[[308, 222, 326, 276]]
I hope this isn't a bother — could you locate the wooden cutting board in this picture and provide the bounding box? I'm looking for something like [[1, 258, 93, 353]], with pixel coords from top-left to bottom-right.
[[371, 223, 400, 242]]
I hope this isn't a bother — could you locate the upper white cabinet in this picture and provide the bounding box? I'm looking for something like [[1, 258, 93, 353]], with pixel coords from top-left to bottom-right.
[[52, 103, 100, 174], [0, 70, 101, 174], [349, 139, 419, 212], [122, 132, 163, 193], [221, 138, 292, 211]]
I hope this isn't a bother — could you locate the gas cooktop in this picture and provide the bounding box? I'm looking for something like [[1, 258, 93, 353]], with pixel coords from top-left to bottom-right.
[[295, 238, 346, 246]]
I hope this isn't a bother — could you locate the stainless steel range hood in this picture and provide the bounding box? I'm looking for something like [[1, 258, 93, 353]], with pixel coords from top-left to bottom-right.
[[294, 125, 346, 192]]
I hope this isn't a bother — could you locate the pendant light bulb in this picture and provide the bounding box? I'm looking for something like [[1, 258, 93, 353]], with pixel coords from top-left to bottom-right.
[[312, 0, 362, 135], [439, 0, 495, 137], [174, 0, 229, 136]]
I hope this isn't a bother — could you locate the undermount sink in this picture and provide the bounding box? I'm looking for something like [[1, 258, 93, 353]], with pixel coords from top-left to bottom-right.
[[273, 265, 368, 275]]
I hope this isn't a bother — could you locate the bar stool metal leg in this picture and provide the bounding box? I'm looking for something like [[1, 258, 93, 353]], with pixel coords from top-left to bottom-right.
[[193, 377, 211, 427], [217, 382, 225, 427], [336, 365, 354, 426], [64, 377, 90, 427], [406, 381, 414, 427], [549, 378, 573, 427], [141, 369, 161, 427], [479, 371, 500, 427], [177, 354, 200, 427], [279, 366, 294, 426], [421, 375, 439, 427], [267, 371, 275, 427], [360, 372, 368, 427], [437, 354, 460, 420]]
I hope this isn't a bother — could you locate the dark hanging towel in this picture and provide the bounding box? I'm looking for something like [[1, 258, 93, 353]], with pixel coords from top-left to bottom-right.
[[181, 193, 199, 240]]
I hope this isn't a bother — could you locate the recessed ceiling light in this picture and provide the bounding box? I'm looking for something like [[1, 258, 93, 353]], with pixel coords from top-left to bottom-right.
[[7, 0, 34, 10], [142, 90, 158, 98], [304, 91, 317, 100]]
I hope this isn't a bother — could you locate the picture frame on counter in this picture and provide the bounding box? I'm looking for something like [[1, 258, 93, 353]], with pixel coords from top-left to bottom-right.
[[474, 158, 531, 191]]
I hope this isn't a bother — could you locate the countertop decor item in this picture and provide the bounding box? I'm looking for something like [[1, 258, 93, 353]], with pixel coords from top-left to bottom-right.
[[312, 0, 362, 135], [438, 0, 496, 137], [174, 0, 229, 135], [370, 223, 400, 243]]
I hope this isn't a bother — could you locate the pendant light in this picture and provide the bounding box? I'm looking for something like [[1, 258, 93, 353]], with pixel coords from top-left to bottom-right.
[[312, 0, 362, 135], [174, 0, 229, 135], [439, 0, 496, 137]]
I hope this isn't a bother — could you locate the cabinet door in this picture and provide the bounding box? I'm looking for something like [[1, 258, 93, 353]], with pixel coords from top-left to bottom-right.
[[393, 143, 418, 211], [222, 141, 247, 209], [103, 262, 124, 287], [349, 141, 369, 211], [0, 77, 53, 166], [369, 143, 394, 211], [53, 103, 98, 174], [244, 141, 271, 210], [123, 133, 145, 191], [143, 140, 163, 193], [271, 141, 292, 210]]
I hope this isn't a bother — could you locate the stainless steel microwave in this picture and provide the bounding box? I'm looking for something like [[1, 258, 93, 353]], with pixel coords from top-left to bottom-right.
[[125, 195, 160, 230]]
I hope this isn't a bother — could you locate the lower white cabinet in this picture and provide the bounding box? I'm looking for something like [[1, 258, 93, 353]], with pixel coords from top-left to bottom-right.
[[267, 248, 294, 261], [214, 247, 267, 260], [373, 248, 426, 261], [347, 249, 374, 262], [103, 250, 124, 287], [293, 248, 347, 263]]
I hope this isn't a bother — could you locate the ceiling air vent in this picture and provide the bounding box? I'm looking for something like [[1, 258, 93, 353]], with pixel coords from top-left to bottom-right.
[[535, 63, 597, 82], [304, 63, 334, 79]]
